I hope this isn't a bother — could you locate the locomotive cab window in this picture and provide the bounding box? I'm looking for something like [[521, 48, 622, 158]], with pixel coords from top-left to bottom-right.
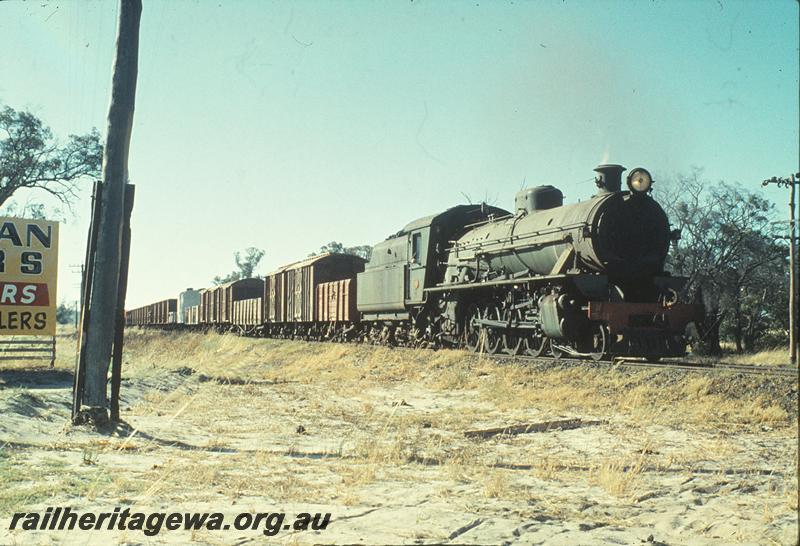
[[411, 233, 422, 264]]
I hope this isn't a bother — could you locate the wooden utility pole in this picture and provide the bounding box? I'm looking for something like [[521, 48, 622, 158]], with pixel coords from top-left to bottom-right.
[[73, 182, 103, 422], [78, 0, 142, 423], [110, 184, 135, 422], [762, 173, 800, 365], [791, 174, 796, 366]]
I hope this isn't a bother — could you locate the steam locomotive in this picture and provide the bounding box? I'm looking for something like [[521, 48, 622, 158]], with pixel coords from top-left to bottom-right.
[[127, 164, 703, 360]]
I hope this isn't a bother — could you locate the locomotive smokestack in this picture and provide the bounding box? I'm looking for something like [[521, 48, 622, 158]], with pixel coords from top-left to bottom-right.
[[594, 164, 625, 193]]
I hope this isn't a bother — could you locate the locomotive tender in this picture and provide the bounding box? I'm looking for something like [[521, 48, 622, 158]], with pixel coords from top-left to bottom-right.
[[126, 164, 702, 360]]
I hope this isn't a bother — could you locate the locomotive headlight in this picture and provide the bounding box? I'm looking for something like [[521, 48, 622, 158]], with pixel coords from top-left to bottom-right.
[[627, 168, 653, 193]]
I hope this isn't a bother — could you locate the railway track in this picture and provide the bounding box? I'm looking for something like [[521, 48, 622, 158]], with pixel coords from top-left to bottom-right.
[[147, 323, 800, 379], [273, 329, 799, 379], [488, 352, 800, 378]]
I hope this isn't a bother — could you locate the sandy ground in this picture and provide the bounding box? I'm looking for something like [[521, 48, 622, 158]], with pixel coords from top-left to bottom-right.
[[0, 329, 797, 545]]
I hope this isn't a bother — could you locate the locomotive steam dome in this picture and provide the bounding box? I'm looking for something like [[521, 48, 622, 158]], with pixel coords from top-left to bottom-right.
[[515, 185, 564, 215]]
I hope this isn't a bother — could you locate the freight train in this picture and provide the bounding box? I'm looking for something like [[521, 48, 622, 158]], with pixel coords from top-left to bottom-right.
[[126, 164, 703, 360]]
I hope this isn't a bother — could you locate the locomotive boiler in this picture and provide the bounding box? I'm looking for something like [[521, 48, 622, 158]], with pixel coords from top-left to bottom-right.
[[445, 165, 670, 282]]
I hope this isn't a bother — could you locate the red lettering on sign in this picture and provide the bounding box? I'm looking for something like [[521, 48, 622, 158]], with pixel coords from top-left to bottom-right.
[[0, 282, 49, 306]]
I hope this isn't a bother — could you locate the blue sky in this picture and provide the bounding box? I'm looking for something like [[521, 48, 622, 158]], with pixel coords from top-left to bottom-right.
[[1, 0, 797, 307]]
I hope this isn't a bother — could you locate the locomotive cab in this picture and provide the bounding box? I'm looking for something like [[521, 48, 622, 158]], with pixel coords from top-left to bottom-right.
[[357, 204, 509, 321]]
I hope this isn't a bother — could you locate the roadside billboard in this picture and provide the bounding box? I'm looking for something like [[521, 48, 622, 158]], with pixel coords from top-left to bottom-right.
[[0, 217, 59, 336]]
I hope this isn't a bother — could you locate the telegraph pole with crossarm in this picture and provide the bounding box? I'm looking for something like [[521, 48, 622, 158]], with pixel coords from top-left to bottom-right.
[[762, 172, 800, 365]]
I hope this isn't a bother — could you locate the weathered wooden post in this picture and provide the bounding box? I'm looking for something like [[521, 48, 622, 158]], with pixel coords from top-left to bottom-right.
[[110, 184, 135, 422], [72, 181, 103, 422], [75, 0, 142, 424]]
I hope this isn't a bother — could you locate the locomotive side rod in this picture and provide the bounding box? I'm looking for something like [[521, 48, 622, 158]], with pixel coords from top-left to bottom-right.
[[474, 318, 538, 330]]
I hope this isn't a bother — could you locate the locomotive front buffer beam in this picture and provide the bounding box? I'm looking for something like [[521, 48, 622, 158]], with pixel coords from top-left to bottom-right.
[[587, 301, 704, 337]]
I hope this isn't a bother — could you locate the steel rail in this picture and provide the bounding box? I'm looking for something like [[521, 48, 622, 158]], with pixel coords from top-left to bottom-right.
[[486, 352, 799, 378]]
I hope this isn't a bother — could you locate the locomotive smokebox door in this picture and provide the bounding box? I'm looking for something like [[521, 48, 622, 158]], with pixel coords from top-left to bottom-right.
[[407, 230, 426, 302]]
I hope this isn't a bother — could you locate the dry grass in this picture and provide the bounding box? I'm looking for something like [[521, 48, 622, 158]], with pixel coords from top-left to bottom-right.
[[0, 451, 117, 513], [482, 469, 509, 498], [112, 329, 797, 431], [0, 328, 796, 545], [591, 452, 647, 498], [713, 344, 791, 366]]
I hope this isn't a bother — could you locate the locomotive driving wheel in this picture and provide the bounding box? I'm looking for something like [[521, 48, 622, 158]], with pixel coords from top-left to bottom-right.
[[523, 328, 547, 357], [483, 305, 502, 354], [464, 303, 482, 352], [502, 308, 523, 355], [588, 323, 608, 361]]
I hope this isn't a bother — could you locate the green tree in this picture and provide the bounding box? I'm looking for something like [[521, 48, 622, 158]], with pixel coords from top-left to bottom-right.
[[56, 302, 76, 325], [312, 241, 372, 261], [0, 105, 102, 213], [213, 247, 265, 285], [658, 169, 787, 353]]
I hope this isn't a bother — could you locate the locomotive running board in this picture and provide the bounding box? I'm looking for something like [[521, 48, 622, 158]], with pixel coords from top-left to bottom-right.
[[425, 274, 568, 293]]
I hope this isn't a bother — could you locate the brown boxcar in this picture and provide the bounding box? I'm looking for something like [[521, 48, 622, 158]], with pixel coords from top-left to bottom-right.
[[199, 285, 221, 324], [223, 278, 263, 324], [264, 253, 365, 326], [265, 267, 288, 323], [316, 278, 357, 322], [225, 279, 264, 323], [198, 288, 210, 324], [199, 279, 264, 325], [214, 285, 223, 323], [232, 297, 263, 326], [200, 285, 216, 324], [125, 298, 177, 326]]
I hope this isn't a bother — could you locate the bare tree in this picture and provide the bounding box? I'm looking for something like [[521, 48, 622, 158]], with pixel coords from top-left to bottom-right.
[[0, 105, 102, 212], [658, 169, 787, 353]]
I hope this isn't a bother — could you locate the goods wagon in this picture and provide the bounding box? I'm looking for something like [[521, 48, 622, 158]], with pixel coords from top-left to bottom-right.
[[232, 297, 263, 327], [198, 279, 264, 326], [199, 288, 211, 324], [178, 288, 201, 323], [126, 298, 177, 326], [185, 305, 199, 325], [264, 253, 365, 335], [265, 266, 288, 323], [222, 278, 263, 324], [316, 278, 357, 322], [156, 299, 177, 324], [199, 284, 221, 324]]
